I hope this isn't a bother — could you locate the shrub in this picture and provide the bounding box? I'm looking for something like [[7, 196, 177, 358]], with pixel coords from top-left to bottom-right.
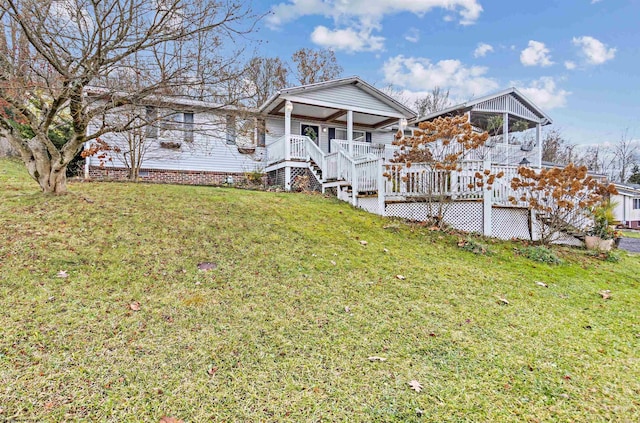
[[516, 246, 561, 265], [457, 237, 492, 255]]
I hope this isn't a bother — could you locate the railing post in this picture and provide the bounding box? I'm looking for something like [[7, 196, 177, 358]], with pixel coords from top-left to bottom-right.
[[378, 158, 385, 216], [352, 161, 358, 206], [483, 158, 492, 236], [284, 101, 292, 161]]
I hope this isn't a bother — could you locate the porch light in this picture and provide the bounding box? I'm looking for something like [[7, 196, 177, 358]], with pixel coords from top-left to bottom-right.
[[284, 101, 293, 114], [519, 157, 531, 166], [400, 118, 408, 130]]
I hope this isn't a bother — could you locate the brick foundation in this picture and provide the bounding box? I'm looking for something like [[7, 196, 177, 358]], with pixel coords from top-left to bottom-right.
[[88, 166, 261, 187]]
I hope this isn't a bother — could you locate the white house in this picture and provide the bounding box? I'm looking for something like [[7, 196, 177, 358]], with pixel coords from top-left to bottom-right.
[[88, 76, 604, 242], [85, 96, 266, 185], [612, 183, 640, 228]]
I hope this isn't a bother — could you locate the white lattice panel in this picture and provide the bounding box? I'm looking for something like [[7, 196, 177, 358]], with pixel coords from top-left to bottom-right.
[[385, 201, 483, 233], [357, 197, 384, 216], [492, 207, 531, 240]]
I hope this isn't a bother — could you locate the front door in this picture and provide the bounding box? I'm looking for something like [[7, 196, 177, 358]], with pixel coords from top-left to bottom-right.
[[301, 124, 320, 145]]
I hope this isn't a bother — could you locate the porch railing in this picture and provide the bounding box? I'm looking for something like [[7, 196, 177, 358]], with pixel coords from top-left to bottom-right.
[[266, 135, 285, 164], [384, 160, 489, 199], [290, 135, 307, 160]]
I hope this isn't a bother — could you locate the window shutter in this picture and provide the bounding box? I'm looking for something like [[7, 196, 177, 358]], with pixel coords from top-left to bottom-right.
[[183, 112, 194, 142], [145, 106, 158, 139], [365, 132, 372, 143], [226, 115, 236, 145]]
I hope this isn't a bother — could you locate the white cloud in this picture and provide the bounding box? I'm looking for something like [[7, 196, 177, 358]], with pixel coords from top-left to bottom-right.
[[564, 61, 577, 70], [591, 0, 602, 3], [572, 36, 616, 65], [520, 40, 554, 67], [268, 0, 483, 27], [405, 28, 420, 43], [383, 55, 499, 101], [310, 26, 384, 52], [512, 77, 570, 109], [268, 0, 483, 50], [473, 43, 494, 58]]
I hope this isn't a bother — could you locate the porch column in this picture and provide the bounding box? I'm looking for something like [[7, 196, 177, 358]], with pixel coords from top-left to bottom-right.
[[536, 122, 542, 169], [284, 100, 293, 160], [503, 112, 509, 165], [347, 109, 353, 155]]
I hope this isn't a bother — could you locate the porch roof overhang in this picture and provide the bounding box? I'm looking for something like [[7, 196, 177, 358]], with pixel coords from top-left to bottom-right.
[[414, 87, 553, 132], [259, 76, 416, 129]]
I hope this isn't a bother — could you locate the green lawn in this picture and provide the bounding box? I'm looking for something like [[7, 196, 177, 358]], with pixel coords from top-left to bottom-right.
[[621, 229, 640, 239], [1, 159, 639, 422]]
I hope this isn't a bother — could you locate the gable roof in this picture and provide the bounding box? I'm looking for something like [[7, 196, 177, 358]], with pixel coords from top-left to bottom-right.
[[415, 87, 552, 125], [259, 76, 416, 118]]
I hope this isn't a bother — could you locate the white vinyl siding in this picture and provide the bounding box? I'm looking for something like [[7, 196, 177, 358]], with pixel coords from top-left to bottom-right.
[[89, 110, 263, 174], [291, 84, 400, 116]]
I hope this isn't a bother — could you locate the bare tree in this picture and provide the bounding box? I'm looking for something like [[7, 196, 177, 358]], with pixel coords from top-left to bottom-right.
[[541, 129, 576, 165], [0, 0, 258, 194], [291, 48, 342, 86], [413, 87, 451, 116], [245, 56, 289, 107], [612, 130, 638, 183]]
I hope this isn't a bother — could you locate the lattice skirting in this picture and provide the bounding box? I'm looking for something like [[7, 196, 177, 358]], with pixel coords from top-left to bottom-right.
[[267, 167, 322, 192], [357, 197, 384, 216], [267, 169, 285, 188], [492, 207, 532, 240], [384, 201, 484, 234], [379, 200, 537, 240]]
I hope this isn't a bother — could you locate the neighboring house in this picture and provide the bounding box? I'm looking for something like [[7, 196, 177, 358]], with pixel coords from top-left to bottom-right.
[[612, 183, 640, 228], [85, 96, 265, 185]]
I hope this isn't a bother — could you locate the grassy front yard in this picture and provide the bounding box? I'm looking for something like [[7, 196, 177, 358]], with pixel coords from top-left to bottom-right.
[[1, 159, 639, 422]]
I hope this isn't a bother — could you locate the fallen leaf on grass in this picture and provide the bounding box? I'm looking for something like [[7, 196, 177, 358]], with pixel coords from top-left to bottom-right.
[[535, 281, 548, 288], [408, 380, 423, 392], [396, 275, 406, 280], [344, 306, 350, 313], [56, 270, 68, 278], [129, 301, 141, 311], [330, 260, 337, 266], [383, 248, 389, 253], [368, 356, 387, 362], [497, 297, 509, 305], [159, 417, 184, 423], [599, 290, 611, 300], [197, 262, 217, 271], [207, 366, 218, 376], [359, 240, 368, 246]]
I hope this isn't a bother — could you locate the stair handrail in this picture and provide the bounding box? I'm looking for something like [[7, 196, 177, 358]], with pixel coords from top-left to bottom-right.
[[304, 136, 326, 176]]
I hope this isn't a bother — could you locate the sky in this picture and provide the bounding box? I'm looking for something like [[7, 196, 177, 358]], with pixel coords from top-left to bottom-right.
[[249, 0, 639, 146]]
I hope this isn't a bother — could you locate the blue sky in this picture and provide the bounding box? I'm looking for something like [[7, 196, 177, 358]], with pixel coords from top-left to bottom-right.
[[250, 0, 639, 145]]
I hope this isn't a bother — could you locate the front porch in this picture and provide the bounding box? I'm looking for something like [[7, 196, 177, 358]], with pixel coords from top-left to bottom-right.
[[261, 82, 586, 242]]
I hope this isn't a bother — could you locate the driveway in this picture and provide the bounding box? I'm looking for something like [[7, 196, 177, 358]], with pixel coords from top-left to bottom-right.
[[618, 238, 640, 253]]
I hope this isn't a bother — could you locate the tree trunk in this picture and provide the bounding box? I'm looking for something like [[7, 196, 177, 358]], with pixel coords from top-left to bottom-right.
[[29, 162, 69, 194], [21, 148, 70, 194]]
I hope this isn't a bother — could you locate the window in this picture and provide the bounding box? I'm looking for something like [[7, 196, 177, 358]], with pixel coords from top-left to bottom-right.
[[183, 112, 194, 142], [145, 106, 158, 139], [226, 115, 236, 145], [633, 199, 640, 210]]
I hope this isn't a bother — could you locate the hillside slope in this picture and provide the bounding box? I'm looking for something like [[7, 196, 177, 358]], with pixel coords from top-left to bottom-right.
[[1, 159, 639, 422]]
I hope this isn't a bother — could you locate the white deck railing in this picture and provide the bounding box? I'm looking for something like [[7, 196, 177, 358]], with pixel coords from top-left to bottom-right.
[[290, 135, 307, 160], [266, 135, 285, 164]]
